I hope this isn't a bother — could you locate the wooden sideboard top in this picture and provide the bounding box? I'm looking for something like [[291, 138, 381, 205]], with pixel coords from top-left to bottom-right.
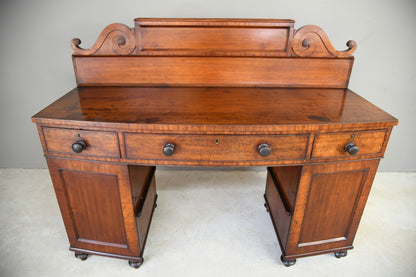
[[32, 86, 397, 133], [33, 18, 397, 134]]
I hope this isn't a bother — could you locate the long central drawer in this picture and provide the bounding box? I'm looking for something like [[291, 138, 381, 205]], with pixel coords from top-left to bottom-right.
[[124, 133, 309, 162]]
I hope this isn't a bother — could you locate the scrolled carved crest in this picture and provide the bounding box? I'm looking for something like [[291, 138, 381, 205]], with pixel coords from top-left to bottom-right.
[[292, 25, 356, 58], [71, 23, 135, 55]]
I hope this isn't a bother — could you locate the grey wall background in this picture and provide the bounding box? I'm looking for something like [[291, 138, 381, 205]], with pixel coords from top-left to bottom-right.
[[0, 0, 415, 171]]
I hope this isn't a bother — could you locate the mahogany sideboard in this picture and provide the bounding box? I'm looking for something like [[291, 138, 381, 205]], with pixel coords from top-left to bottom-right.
[[32, 18, 398, 268]]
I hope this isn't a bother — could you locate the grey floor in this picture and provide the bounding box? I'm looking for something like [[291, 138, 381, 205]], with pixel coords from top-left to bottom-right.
[[0, 169, 415, 277]]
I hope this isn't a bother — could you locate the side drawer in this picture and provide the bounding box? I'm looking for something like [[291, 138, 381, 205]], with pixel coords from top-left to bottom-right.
[[311, 130, 388, 159], [124, 133, 309, 162], [42, 127, 120, 158]]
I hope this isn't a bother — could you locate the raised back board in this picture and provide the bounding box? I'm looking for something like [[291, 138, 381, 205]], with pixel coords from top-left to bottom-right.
[[71, 18, 357, 88]]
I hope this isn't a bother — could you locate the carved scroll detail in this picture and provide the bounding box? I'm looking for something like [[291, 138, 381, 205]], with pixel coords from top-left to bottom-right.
[[71, 23, 135, 55], [292, 25, 356, 57]]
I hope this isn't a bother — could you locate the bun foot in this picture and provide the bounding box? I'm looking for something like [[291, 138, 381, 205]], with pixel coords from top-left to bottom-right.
[[154, 194, 158, 209], [280, 255, 296, 267], [264, 202, 270, 212], [334, 250, 348, 258], [129, 258, 143, 269], [75, 252, 88, 261]]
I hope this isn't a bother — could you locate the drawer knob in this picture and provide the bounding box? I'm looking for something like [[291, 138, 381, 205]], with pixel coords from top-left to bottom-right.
[[72, 140, 87, 153], [163, 143, 175, 156], [344, 142, 359, 155], [258, 143, 271, 157]]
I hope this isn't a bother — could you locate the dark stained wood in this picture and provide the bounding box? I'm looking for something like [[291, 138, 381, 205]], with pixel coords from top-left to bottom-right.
[[129, 258, 144, 269], [334, 250, 348, 258], [75, 252, 88, 261], [33, 18, 398, 267], [280, 255, 296, 267]]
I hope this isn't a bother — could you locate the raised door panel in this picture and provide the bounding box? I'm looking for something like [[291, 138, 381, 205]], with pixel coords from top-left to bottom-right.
[[298, 170, 364, 246], [46, 158, 140, 258], [139, 27, 290, 54], [60, 171, 126, 246], [286, 159, 379, 257], [135, 18, 294, 56]]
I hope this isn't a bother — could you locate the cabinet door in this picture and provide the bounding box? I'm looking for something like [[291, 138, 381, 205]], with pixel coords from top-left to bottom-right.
[[286, 159, 379, 257], [46, 157, 140, 258]]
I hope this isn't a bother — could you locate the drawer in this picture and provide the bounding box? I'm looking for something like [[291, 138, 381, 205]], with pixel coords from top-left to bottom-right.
[[311, 130, 387, 159], [124, 133, 309, 162], [42, 127, 120, 158]]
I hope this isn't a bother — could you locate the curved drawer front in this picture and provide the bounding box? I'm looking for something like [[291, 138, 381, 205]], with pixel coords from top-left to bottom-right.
[[42, 127, 120, 158], [124, 133, 309, 162], [311, 130, 387, 159]]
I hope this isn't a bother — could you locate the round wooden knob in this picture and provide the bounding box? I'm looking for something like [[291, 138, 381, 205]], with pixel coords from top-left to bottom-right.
[[258, 143, 271, 157], [163, 143, 175, 156], [344, 142, 359, 155], [72, 140, 87, 153]]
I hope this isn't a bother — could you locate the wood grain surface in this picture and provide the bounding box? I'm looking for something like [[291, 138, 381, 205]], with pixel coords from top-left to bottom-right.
[[32, 86, 397, 129]]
